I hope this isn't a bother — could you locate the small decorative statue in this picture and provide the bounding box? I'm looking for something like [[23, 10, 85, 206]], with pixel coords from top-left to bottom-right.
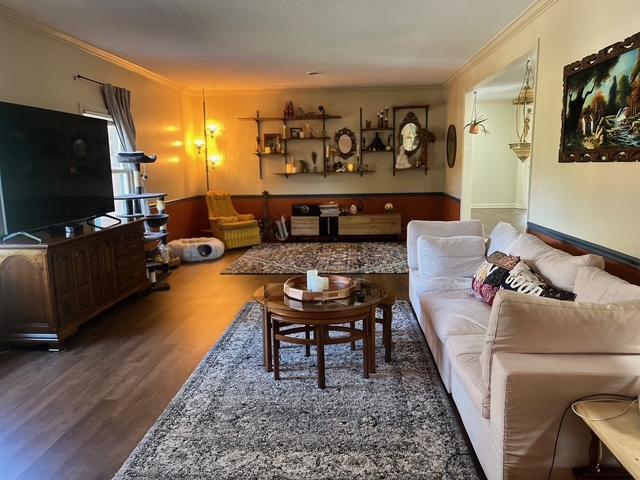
[[304, 123, 314, 138], [311, 151, 318, 172], [386, 134, 392, 151], [284, 100, 294, 119], [384, 202, 394, 213], [299, 159, 309, 173], [318, 105, 325, 116], [396, 145, 412, 169], [370, 132, 385, 151], [365, 120, 372, 129]]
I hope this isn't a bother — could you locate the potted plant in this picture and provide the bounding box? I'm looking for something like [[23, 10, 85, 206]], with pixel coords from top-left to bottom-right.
[[465, 91, 488, 135], [465, 115, 488, 134]]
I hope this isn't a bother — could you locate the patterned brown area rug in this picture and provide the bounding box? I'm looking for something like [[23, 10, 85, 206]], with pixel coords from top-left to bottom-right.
[[222, 242, 408, 275], [114, 301, 480, 479]]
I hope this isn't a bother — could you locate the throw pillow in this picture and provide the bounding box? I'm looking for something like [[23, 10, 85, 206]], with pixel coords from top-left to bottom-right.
[[487, 222, 521, 255], [417, 234, 485, 277], [501, 261, 576, 301], [471, 251, 521, 305]]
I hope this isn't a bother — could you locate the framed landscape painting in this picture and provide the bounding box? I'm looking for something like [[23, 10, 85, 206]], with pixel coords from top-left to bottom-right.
[[560, 31, 640, 162]]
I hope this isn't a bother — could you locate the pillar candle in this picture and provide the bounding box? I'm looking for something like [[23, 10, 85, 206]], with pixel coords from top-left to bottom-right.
[[321, 276, 329, 290], [309, 276, 323, 293], [306, 270, 318, 289]]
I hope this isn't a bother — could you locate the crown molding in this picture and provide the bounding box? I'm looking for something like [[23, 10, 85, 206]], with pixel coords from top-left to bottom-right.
[[189, 83, 446, 96], [445, 0, 558, 86], [0, 5, 182, 90]]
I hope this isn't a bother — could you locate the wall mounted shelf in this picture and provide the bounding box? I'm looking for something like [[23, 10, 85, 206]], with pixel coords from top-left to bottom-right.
[[275, 170, 375, 177], [238, 110, 342, 178]]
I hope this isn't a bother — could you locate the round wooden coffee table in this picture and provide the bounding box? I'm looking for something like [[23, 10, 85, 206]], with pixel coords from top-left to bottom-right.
[[254, 279, 386, 389]]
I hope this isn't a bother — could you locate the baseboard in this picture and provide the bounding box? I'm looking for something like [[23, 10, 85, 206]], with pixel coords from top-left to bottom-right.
[[471, 203, 521, 209]]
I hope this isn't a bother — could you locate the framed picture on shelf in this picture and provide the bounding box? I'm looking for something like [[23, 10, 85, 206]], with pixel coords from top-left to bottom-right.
[[289, 127, 302, 139], [263, 133, 281, 153], [560, 31, 640, 163]]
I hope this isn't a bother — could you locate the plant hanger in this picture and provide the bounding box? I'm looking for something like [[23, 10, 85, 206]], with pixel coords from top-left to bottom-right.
[[464, 91, 488, 135]]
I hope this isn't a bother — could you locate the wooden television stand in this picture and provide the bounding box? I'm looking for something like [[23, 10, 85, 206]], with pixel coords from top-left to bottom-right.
[[0, 220, 149, 351]]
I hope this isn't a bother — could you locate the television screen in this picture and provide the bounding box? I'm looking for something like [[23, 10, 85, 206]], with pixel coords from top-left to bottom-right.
[[0, 101, 114, 236]]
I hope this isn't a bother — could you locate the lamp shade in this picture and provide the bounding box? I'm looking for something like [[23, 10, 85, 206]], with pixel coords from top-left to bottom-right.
[[509, 142, 531, 161]]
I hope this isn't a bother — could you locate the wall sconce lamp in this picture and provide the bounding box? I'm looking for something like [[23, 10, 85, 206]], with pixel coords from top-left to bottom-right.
[[194, 139, 205, 154], [208, 155, 220, 169], [207, 125, 218, 138]]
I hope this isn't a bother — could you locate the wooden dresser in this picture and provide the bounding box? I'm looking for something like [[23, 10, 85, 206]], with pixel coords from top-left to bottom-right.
[[0, 220, 149, 350]]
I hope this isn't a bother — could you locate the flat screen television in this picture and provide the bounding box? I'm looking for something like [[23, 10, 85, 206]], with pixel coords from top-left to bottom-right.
[[0, 101, 114, 238]]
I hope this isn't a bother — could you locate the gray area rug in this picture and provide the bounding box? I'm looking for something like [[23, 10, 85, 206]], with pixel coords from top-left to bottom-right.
[[222, 242, 408, 274], [114, 301, 479, 479]]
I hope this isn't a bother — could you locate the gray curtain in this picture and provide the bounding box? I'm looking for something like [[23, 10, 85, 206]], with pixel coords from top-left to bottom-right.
[[102, 84, 137, 151]]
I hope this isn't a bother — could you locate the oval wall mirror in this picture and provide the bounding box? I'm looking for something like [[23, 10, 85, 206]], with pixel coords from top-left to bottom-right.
[[398, 112, 422, 157], [335, 128, 356, 159], [446, 124, 457, 168]]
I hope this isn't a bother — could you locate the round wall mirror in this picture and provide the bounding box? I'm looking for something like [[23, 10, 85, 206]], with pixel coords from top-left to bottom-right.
[[335, 128, 356, 159], [398, 112, 422, 157], [446, 124, 457, 168]]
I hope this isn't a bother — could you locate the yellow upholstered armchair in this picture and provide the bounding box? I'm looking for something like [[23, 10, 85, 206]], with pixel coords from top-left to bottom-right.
[[205, 191, 261, 249]]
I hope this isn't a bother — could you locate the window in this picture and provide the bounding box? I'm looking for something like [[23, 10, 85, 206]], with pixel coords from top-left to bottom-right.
[[83, 111, 132, 214]]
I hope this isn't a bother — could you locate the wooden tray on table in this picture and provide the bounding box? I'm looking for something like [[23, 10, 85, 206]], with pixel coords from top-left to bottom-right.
[[284, 275, 356, 301]]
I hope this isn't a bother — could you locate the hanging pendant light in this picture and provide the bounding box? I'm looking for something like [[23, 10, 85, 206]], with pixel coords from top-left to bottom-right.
[[509, 60, 534, 161]]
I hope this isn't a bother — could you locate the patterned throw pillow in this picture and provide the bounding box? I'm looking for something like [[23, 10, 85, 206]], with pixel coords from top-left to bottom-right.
[[471, 251, 521, 305], [500, 261, 576, 301]]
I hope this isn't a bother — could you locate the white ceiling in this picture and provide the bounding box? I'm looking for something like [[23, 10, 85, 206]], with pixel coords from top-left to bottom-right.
[[475, 53, 537, 100], [1, 0, 536, 90]]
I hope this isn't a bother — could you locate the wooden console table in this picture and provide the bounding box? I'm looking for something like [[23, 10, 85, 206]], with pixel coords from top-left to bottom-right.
[[291, 213, 401, 238], [572, 400, 640, 479]]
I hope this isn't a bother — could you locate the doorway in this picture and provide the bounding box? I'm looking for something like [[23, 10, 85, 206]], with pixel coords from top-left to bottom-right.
[[461, 52, 537, 236]]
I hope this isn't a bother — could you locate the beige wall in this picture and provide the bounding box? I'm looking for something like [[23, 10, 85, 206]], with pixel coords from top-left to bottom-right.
[[196, 87, 446, 195], [470, 100, 520, 207], [0, 16, 203, 202], [446, 0, 640, 257]]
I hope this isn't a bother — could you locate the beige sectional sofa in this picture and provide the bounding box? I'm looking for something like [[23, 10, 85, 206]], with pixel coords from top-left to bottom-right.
[[407, 220, 640, 480]]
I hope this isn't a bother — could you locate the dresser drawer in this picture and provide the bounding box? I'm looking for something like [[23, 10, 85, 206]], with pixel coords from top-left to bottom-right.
[[291, 217, 319, 236]]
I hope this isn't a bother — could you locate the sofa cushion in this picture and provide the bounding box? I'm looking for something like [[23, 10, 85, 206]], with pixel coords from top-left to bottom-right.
[[574, 266, 640, 303], [446, 335, 487, 418], [487, 221, 520, 255], [509, 234, 605, 291], [417, 234, 485, 277], [410, 271, 472, 296], [420, 291, 490, 344], [407, 220, 484, 270]]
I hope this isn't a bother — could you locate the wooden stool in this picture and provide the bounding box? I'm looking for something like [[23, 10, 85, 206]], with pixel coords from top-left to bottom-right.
[[351, 292, 395, 363]]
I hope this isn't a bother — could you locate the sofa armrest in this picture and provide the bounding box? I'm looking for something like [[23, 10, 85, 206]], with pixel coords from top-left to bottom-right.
[[236, 213, 255, 221], [489, 352, 640, 478]]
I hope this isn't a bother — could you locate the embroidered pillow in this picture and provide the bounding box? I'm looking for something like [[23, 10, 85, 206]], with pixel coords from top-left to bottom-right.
[[471, 251, 520, 305], [500, 261, 577, 301]]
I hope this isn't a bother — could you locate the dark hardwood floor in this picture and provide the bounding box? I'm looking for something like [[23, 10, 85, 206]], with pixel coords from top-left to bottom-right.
[[0, 248, 408, 480]]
